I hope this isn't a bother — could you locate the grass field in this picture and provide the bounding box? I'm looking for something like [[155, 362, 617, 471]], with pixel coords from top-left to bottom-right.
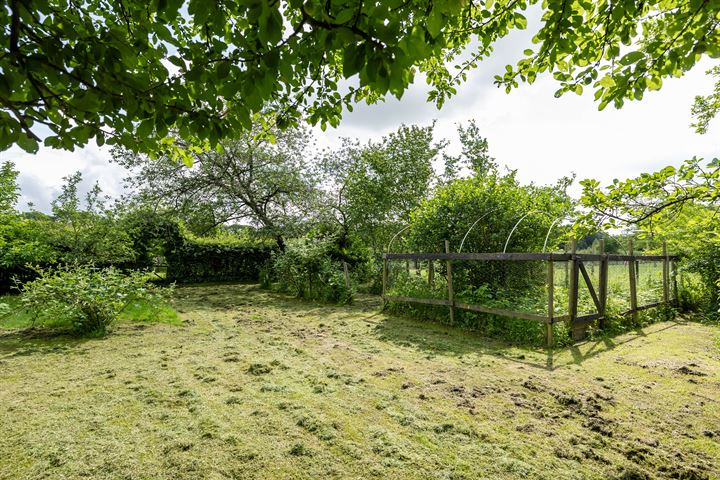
[[1, 284, 719, 479]]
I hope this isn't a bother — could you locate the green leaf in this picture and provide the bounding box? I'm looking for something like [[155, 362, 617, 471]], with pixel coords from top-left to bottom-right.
[[619, 51, 644, 65], [17, 134, 39, 154], [427, 8, 443, 38], [598, 75, 616, 88], [343, 44, 366, 78], [334, 8, 355, 24]]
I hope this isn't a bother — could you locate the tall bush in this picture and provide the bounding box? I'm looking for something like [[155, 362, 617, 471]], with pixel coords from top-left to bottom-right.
[[271, 237, 354, 304], [20, 265, 171, 335]]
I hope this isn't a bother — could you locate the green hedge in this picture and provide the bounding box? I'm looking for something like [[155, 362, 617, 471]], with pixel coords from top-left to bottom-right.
[[165, 238, 274, 283]]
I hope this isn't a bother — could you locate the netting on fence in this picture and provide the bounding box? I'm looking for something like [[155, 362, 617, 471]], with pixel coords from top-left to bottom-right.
[[382, 246, 678, 347]]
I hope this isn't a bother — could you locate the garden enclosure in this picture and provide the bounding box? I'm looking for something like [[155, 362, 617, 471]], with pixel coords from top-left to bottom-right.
[[382, 240, 678, 347]]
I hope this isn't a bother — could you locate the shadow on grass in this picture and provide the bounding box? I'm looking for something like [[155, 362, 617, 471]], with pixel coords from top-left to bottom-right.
[[369, 303, 684, 371], [167, 283, 687, 372], [0, 327, 90, 359]]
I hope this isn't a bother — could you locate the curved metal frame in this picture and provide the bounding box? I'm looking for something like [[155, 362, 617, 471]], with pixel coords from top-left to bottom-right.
[[386, 225, 411, 253], [458, 208, 500, 253], [503, 210, 552, 253], [542, 215, 568, 253]]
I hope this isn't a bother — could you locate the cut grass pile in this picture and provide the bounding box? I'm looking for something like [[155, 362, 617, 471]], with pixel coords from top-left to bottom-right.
[[0, 284, 718, 479]]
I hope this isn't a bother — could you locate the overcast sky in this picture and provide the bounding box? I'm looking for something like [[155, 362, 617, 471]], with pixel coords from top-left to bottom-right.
[[2, 25, 718, 212]]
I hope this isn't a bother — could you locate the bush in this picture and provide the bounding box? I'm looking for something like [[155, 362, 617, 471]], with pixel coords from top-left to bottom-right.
[[683, 243, 720, 316], [0, 213, 59, 292], [271, 237, 354, 304], [164, 231, 274, 283], [20, 265, 172, 335]]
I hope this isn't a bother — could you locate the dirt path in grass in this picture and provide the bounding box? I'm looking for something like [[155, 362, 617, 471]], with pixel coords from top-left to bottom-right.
[[1, 284, 718, 480]]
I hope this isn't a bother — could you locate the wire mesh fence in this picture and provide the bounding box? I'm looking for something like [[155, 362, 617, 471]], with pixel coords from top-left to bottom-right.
[[382, 241, 678, 347]]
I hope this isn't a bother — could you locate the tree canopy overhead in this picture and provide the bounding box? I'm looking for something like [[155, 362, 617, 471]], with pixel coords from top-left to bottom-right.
[[3, 0, 719, 155]]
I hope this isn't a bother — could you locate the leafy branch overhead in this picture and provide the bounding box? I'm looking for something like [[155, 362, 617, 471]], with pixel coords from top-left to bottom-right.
[[579, 157, 720, 229], [2, 0, 720, 154]]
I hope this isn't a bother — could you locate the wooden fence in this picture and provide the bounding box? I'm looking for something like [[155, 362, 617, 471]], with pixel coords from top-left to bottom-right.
[[382, 239, 678, 347]]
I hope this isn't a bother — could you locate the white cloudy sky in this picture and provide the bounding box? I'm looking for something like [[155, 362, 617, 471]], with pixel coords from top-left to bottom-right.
[[2, 24, 718, 212]]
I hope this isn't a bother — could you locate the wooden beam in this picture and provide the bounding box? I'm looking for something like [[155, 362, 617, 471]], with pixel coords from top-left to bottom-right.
[[343, 261, 350, 290], [384, 252, 572, 261], [382, 258, 388, 297], [662, 241, 670, 304], [383, 295, 451, 306], [628, 239, 638, 322], [546, 259, 555, 348], [454, 303, 548, 323], [568, 239, 580, 340], [445, 240, 455, 324], [578, 260, 602, 313], [672, 259, 679, 305], [382, 252, 678, 262], [619, 301, 665, 317], [598, 239, 608, 329]]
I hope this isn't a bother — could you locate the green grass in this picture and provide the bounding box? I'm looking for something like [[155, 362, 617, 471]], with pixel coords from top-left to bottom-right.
[[1, 283, 718, 479], [0, 294, 180, 330]]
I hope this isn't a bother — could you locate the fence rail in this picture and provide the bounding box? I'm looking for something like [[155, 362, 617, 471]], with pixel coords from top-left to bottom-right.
[[381, 239, 678, 347], [383, 252, 677, 262]]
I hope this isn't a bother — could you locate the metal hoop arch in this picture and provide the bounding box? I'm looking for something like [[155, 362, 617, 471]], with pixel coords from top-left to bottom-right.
[[542, 215, 568, 253], [503, 210, 553, 254], [386, 225, 411, 253], [458, 207, 500, 253]]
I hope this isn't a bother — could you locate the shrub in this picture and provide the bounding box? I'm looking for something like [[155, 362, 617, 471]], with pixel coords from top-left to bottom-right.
[[20, 265, 172, 335], [164, 231, 274, 283], [272, 237, 354, 304], [683, 243, 720, 316]]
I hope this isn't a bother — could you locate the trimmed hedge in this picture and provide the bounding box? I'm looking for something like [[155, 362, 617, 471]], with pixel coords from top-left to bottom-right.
[[165, 237, 274, 283]]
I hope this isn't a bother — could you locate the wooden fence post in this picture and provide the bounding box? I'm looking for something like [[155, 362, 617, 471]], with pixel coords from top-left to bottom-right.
[[546, 259, 555, 348], [414, 259, 421, 276], [428, 260, 435, 288], [445, 240, 455, 324], [568, 239, 579, 340], [343, 261, 350, 290], [662, 241, 670, 304], [628, 239, 638, 321], [672, 259, 679, 306], [598, 239, 608, 329], [382, 256, 388, 299]]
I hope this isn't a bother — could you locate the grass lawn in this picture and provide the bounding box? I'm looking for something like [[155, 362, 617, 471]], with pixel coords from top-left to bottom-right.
[[0, 284, 718, 479]]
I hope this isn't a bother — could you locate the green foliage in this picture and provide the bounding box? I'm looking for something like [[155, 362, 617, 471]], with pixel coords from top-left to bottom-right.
[[320, 123, 441, 253], [580, 159, 720, 315], [50, 172, 137, 265], [116, 127, 317, 248], [19, 265, 172, 335], [0, 213, 59, 291], [579, 157, 720, 229], [684, 242, 720, 313], [1, 171, 140, 291], [0, 161, 19, 213], [386, 270, 571, 347], [407, 171, 574, 254], [7, 0, 715, 154], [441, 120, 494, 181], [692, 66, 720, 134], [165, 232, 274, 284], [271, 236, 354, 305]]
